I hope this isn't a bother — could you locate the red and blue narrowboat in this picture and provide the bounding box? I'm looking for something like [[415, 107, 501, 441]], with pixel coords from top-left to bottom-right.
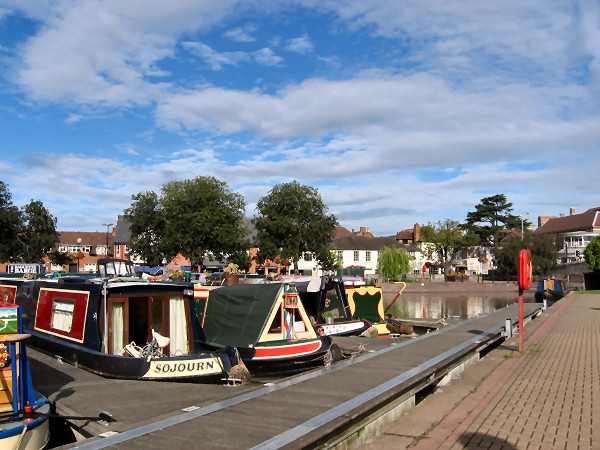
[[199, 282, 341, 376], [0, 302, 51, 449]]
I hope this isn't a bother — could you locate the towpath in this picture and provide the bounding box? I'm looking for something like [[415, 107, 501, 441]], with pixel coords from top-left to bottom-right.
[[361, 292, 599, 449]]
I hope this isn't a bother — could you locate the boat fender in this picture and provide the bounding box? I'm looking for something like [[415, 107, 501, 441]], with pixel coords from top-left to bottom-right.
[[227, 364, 251, 385], [324, 343, 344, 366], [360, 326, 379, 338]]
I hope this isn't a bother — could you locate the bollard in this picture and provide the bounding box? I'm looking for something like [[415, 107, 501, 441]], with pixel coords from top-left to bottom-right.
[[505, 318, 512, 338], [543, 299, 548, 311]]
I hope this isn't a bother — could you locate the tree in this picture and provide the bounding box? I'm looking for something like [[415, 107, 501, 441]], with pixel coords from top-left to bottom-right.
[[494, 232, 558, 277], [316, 248, 342, 272], [47, 250, 76, 269], [377, 246, 411, 281], [253, 181, 338, 272], [584, 236, 600, 271], [125, 176, 248, 271], [421, 219, 479, 275], [18, 200, 59, 263], [124, 191, 170, 268], [463, 194, 527, 246], [0, 181, 22, 262]]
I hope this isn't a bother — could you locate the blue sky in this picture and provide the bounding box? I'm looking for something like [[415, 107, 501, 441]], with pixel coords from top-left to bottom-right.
[[1, 1, 599, 236]]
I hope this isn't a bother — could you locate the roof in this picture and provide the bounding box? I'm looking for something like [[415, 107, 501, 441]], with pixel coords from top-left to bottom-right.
[[114, 215, 131, 243], [334, 226, 353, 237], [535, 207, 600, 234], [57, 231, 113, 247], [331, 235, 418, 252], [202, 283, 283, 347]]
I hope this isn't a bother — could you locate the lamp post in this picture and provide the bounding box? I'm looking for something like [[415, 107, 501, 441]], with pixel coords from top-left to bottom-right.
[[102, 223, 113, 257], [520, 212, 530, 240]]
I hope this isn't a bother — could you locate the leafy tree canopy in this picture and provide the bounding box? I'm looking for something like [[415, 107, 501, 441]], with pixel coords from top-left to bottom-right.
[[421, 219, 479, 273], [377, 246, 411, 281], [0, 181, 22, 262], [19, 200, 59, 263], [584, 236, 600, 271], [253, 181, 338, 270], [463, 194, 528, 246], [125, 176, 248, 271], [0, 182, 58, 263], [494, 232, 557, 277]]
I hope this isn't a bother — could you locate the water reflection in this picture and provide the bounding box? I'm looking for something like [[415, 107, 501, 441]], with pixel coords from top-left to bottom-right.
[[383, 292, 536, 320]]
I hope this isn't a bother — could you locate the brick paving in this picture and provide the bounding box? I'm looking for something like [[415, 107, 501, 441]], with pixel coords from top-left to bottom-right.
[[367, 293, 600, 449]]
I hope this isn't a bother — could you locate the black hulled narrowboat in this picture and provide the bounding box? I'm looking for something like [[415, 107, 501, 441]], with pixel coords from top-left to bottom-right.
[[0, 274, 246, 383]]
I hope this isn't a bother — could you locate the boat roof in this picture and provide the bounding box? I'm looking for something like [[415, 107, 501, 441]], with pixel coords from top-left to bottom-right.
[[202, 283, 284, 347]]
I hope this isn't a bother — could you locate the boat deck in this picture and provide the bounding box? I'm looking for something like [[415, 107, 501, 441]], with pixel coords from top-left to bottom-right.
[[29, 302, 542, 449]]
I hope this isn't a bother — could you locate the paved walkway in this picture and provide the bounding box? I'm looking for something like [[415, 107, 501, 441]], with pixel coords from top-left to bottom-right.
[[361, 292, 600, 449]]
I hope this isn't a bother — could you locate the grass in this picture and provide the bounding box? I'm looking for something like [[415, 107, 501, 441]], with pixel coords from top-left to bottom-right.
[[574, 290, 600, 294]]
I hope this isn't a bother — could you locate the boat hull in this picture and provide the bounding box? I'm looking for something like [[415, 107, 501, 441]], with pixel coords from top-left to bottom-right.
[[0, 405, 50, 450], [238, 337, 334, 376], [27, 331, 234, 382]]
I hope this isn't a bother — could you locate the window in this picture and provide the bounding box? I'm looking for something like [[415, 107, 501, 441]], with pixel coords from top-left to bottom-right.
[[337, 250, 343, 261], [304, 252, 313, 262], [365, 251, 371, 262], [51, 298, 75, 332], [353, 251, 360, 262]]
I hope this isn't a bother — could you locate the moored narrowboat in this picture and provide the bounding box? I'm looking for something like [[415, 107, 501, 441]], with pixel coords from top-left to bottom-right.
[[283, 276, 372, 337], [534, 278, 566, 303], [0, 272, 246, 383], [199, 282, 341, 376], [0, 302, 50, 450]]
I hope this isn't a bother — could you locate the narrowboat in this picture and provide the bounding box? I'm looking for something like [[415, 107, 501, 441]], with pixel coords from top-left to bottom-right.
[[534, 278, 566, 303], [0, 302, 50, 450], [345, 284, 389, 335], [0, 267, 246, 383], [198, 282, 341, 376], [282, 276, 372, 337]]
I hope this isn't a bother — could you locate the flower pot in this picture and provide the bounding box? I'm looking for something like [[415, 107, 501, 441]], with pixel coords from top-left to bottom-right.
[[324, 316, 334, 324], [226, 274, 239, 285]]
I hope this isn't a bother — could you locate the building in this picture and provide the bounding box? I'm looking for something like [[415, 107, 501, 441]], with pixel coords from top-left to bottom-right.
[[534, 207, 600, 263], [45, 230, 115, 273]]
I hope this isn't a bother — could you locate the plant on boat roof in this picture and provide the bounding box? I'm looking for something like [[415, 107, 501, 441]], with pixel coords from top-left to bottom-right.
[[224, 263, 240, 274], [321, 311, 335, 318]]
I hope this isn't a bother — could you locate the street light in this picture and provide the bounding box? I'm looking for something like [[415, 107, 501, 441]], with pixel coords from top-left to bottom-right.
[[520, 212, 530, 240], [102, 223, 113, 257]]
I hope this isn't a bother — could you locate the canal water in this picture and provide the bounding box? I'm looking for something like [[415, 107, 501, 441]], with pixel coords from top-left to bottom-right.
[[383, 291, 536, 321]]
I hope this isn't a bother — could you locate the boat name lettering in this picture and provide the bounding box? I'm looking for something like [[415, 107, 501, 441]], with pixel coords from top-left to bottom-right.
[[152, 360, 214, 374]]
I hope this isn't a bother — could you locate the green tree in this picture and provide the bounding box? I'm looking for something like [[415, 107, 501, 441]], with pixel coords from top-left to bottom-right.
[[125, 176, 248, 271], [0, 181, 22, 262], [421, 219, 479, 275], [316, 248, 342, 272], [253, 181, 338, 273], [47, 250, 76, 269], [463, 194, 527, 246], [494, 232, 558, 277], [377, 246, 411, 280], [584, 235, 600, 271], [124, 191, 170, 268], [18, 200, 59, 263]]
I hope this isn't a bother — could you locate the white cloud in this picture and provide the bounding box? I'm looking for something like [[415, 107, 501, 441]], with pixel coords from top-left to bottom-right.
[[182, 41, 250, 70], [285, 34, 313, 54], [223, 24, 256, 43], [252, 47, 283, 67]]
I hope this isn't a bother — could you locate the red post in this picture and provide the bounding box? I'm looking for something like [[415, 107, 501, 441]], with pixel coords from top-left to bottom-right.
[[517, 250, 533, 352], [519, 287, 524, 352]]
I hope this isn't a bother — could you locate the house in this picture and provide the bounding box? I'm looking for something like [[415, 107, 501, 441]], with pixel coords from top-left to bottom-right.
[[45, 230, 115, 273], [534, 207, 600, 263]]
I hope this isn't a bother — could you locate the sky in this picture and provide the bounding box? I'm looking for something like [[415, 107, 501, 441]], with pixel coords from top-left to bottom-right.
[[1, 1, 599, 236]]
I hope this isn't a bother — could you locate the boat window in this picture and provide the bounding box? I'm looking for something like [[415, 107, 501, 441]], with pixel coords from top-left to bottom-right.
[[169, 297, 188, 355], [111, 302, 125, 355], [268, 305, 283, 334], [292, 308, 307, 333], [51, 298, 75, 333]]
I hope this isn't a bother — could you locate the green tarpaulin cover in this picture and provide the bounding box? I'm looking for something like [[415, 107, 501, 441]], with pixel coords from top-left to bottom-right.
[[202, 283, 283, 347]]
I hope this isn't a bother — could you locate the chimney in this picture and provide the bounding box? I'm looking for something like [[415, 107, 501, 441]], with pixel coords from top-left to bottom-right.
[[570, 207, 576, 216]]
